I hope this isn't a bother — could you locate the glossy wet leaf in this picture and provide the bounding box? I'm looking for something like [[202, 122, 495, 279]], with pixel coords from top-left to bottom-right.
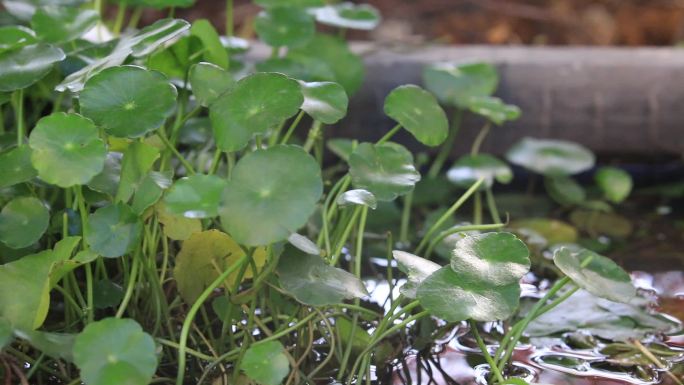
[[73, 318, 157, 385], [509, 218, 578, 245], [116, 142, 160, 203], [506, 137, 595, 176], [31, 6, 99, 43], [164, 174, 225, 219], [466, 96, 521, 125], [87, 152, 121, 197], [287, 233, 320, 255], [80, 65, 177, 138], [241, 341, 290, 385], [313, 2, 381, 30], [447, 154, 512, 189], [450, 232, 530, 285], [190, 19, 228, 69], [29, 112, 106, 187], [0, 43, 65, 92], [277, 249, 368, 306], [299, 81, 348, 124], [210, 73, 303, 152], [393, 250, 440, 298], [255, 6, 315, 48], [86, 203, 143, 258], [544, 175, 586, 206], [0, 25, 37, 53], [553, 247, 636, 303], [219, 145, 322, 246], [422, 62, 498, 107], [336, 189, 377, 209], [417, 265, 521, 322], [0, 145, 37, 188], [595, 167, 632, 204], [155, 203, 201, 241], [384, 85, 449, 147], [0, 197, 49, 249], [189, 62, 234, 107], [569, 209, 633, 238], [349, 142, 421, 201]]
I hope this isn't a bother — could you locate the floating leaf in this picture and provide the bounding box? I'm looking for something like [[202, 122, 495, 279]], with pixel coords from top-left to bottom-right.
[[116, 141, 160, 203], [506, 137, 595, 176], [29, 112, 106, 187], [210, 73, 303, 152], [190, 19, 228, 69], [277, 248, 368, 306], [313, 2, 381, 30], [595, 167, 632, 204], [287, 233, 320, 255], [0, 197, 49, 249], [544, 175, 586, 206], [422, 62, 498, 108], [189, 62, 234, 107], [509, 218, 578, 246], [0, 25, 37, 53], [384, 85, 448, 147], [450, 232, 530, 285], [164, 174, 225, 219], [299, 80, 348, 124], [155, 203, 201, 241], [348, 142, 420, 201], [241, 341, 290, 385], [466, 96, 521, 125], [219, 145, 322, 246], [336, 189, 377, 209], [447, 154, 512, 189], [255, 6, 315, 48], [31, 6, 99, 43], [80, 65, 177, 138], [393, 250, 440, 298], [553, 247, 636, 303], [73, 318, 157, 385], [86, 203, 143, 258], [0, 43, 64, 92], [0, 145, 37, 188]]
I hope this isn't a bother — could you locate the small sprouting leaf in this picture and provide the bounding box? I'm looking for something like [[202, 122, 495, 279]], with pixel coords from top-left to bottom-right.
[[219, 145, 322, 246], [0, 26, 37, 53], [392, 250, 440, 298], [210, 73, 303, 152], [553, 247, 636, 303], [595, 167, 632, 204], [0, 145, 37, 188], [384, 85, 449, 147], [241, 341, 290, 385], [422, 62, 499, 108], [86, 203, 143, 258], [299, 81, 349, 124], [31, 6, 99, 43], [466, 96, 521, 125], [0, 197, 49, 249], [255, 6, 315, 48], [447, 154, 512, 189], [277, 248, 368, 306], [287, 233, 320, 255], [28, 113, 106, 188], [506, 137, 595, 176], [164, 174, 226, 219], [189, 62, 234, 107], [73, 318, 157, 385], [313, 2, 381, 30], [544, 175, 586, 206], [509, 218, 578, 246], [0, 43, 65, 92], [348, 142, 421, 201], [336, 189, 377, 209], [155, 203, 202, 241], [190, 19, 228, 69], [80, 65, 177, 138], [116, 142, 160, 203], [450, 232, 530, 285]]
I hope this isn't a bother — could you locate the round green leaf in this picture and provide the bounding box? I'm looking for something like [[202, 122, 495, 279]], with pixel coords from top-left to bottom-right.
[[80, 65, 177, 138], [219, 145, 322, 246], [544, 175, 586, 206], [384, 85, 449, 147], [416, 265, 521, 322], [0, 197, 49, 249], [336, 189, 377, 209], [31, 6, 99, 43], [0, 145, 38, 188], [509, 218, 578, 246], [349, 142, 421, 201], [277, 248, 368, 306], [450, 232, 530, 286], [29, 112, 106, 187], [447, 154, 512, 189], [92, 279, 124, 309], [73, 318, 157, 385], [506, 137, 595, 176], [0, 43, 65, 92], [189, 62, 234, 107], [422, 62, 499, 108], [595, 167, 632, 204], [553, 247, 636, 303], [393, 250, 440, 299], [86, 203, 143, 258], [255, 6, 315, 47], [164, 174, 225, 219], [313, 2, 381, 30], [466, 96, 521, 125], [299, 81, 348, 124], [0, 26, 37, 53], [241, 341, 290, 385], [210, 73, 303, 152]]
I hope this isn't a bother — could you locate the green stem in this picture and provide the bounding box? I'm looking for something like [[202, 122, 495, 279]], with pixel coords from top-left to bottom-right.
[[376, 123, 401, 145], [225, 0, 234, 37], [330, 205, 362, 265], [485, 187, 502, 224], [74, 186, 94, 324], [127, 7, 143, 29], [399, 191, 413, 244], [303, 120, 322, 152], [208, 149, 222, 175], [158, 130, 196, 175], [280, 110, 305, 145], [113, 3, 127, 36], [474, 191, 482, 225], [14, 89, 24, 146], [428, 108, 462, 178], [470, 320, 506, 384], [115, 251, 140, 318], [471, 123, 491, 156]]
